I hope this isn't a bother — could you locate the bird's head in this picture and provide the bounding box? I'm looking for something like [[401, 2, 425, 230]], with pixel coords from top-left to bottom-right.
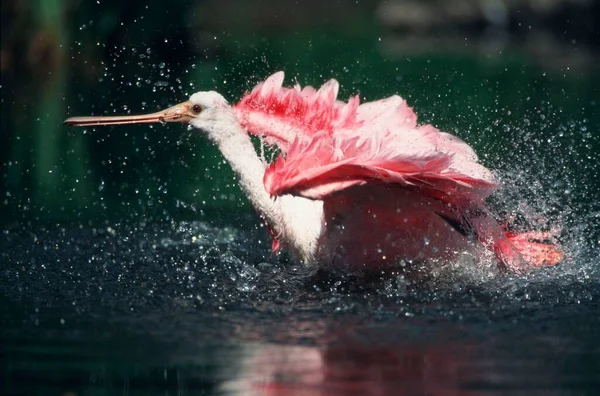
[[64, 91, 231, 137], [186, 91, 232, 134]]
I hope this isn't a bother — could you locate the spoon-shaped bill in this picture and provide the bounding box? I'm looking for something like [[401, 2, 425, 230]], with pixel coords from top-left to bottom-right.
[[64, 101, 196, 126]]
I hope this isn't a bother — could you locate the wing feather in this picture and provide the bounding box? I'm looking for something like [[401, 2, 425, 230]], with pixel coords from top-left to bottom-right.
[[235, 72, 497, 201]]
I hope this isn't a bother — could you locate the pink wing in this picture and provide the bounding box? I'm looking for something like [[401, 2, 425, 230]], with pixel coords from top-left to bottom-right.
[[234, 71, 359, 151], [235, 72, 496, 202]]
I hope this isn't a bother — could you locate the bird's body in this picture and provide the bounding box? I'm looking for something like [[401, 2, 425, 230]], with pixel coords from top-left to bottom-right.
[[65, 72, 563, 273]]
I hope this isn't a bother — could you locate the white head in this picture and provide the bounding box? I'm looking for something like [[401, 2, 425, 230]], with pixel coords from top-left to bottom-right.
[[189, 91, 229, 110], [186, 91, 234, 140]]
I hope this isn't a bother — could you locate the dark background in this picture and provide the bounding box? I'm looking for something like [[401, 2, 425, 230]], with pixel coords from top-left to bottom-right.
[[2, 0, 599, 228]]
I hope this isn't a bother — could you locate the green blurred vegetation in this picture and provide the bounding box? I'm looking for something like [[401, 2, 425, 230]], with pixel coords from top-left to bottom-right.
[[1, 0, 599, 227]]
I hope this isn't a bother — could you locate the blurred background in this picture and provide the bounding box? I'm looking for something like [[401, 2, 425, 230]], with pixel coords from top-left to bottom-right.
[[2, 2, 600, 395], [2, 0, 598, 228]]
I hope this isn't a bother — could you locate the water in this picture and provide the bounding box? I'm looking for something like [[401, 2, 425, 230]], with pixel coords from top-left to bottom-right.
[[2, 213, 599, 395], [3, 3, 600, 394]]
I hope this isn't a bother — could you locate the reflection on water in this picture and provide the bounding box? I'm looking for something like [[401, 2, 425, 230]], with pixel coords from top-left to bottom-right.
[[222, 332, 599, 395], [2, 221, 599, 395], [4, 303, 600, 395]]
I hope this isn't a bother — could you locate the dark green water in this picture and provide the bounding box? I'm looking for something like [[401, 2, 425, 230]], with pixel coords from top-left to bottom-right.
[[2, 2, 600, 395]]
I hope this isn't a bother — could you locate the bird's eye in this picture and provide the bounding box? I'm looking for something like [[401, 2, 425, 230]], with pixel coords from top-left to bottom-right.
[[191, 104, 202, 114]]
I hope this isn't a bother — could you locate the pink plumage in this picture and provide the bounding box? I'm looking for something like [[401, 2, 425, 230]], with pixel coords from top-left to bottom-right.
[[235, 72, 359, 151], [235, 72, 496, 202], [234, 72, 563, 272], [65, 71, 563, 273]]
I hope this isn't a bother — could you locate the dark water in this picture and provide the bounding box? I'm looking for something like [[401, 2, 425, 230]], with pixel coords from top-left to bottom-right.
[[2, 217, 599, 395], [2, 2, 600, 395]]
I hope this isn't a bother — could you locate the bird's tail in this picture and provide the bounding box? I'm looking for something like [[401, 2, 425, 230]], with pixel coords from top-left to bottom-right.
[[504, 230, 564, 268], [465, 206, 564, 273]]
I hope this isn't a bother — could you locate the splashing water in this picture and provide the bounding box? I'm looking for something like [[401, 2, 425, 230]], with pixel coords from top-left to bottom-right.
[[3, 52, 599, 393], [2, 163, 599, 395]]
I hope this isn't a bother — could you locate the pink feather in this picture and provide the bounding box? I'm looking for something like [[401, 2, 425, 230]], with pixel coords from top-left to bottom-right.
[[235, 72, 496, 202], [234, 72, 563, 272], [234, 72, 359, 151]]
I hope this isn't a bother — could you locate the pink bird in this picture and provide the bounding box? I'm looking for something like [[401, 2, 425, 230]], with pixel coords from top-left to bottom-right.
[[65, 72, 563, 273]]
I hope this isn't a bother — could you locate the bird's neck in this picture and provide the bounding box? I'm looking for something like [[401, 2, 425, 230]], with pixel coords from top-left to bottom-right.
[[205, 108, 324, 265], [207, 111, 283, 233]]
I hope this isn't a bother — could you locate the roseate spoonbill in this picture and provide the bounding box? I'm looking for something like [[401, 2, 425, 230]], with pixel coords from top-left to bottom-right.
[[64, 72, 563, 273]]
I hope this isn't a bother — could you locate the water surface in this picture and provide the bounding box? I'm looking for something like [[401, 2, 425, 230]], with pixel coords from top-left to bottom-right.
[[2, 217, 599, 395]]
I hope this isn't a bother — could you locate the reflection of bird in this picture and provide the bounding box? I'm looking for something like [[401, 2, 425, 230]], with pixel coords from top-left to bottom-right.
[[65, 72, 563, 273]]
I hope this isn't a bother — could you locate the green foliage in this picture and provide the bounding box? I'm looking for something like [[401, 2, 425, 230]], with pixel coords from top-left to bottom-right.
[[1, 2, 598, 226]]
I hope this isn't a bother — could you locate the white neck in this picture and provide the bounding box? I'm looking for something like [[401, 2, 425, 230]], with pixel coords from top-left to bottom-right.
[[201, 107, 325, 265], [204, 110, 283, 234]]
